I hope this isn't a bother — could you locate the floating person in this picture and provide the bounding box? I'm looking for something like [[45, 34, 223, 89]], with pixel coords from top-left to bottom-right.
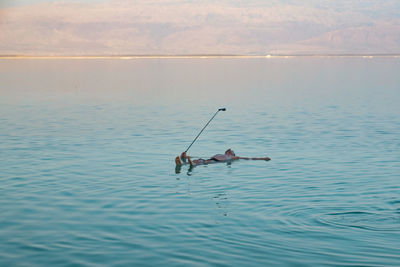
[[175, 149, 270, 167], [175, 108, 270, 170]]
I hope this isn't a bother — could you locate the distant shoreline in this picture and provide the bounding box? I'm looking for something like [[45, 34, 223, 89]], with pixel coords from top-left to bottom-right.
[[1, 54, 400, 59]]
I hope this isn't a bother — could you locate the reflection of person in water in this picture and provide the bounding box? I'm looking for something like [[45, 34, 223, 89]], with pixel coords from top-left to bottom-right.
[[175, 149, 270, 167]]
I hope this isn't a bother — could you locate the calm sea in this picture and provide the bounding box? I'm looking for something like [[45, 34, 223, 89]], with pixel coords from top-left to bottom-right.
[[1, 57, 399, 266]]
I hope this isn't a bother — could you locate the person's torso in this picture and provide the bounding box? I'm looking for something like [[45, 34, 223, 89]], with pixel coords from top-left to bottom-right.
[[210, 154, 231, 161]]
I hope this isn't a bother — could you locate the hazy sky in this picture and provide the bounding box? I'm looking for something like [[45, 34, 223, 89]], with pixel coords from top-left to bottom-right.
[[1, 0, 399, 55]]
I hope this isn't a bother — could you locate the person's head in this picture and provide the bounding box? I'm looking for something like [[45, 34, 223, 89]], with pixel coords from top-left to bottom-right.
[[225, 149, 235, 156]]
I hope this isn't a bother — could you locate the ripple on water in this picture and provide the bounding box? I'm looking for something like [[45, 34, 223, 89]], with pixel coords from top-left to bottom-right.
[[316, 211, 400, 232]]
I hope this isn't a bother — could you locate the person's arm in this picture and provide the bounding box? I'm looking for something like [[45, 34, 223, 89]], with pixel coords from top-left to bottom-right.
[[234, 156, 249, 160], [234, 156, 270, 161], [251, 157, 271, 161]]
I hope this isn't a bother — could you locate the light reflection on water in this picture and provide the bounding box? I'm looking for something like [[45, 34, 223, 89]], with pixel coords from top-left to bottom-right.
[[1, 58, 400, 266]]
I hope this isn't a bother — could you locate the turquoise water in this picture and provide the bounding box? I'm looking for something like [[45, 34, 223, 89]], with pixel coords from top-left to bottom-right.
[[1, 58, 399, 266]]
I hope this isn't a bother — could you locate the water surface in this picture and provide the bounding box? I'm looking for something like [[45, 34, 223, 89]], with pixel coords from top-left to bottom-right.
[[1, 57, 399, 266]]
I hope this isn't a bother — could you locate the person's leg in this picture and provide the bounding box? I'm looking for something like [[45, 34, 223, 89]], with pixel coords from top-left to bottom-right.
[[175, 156, 183, 166], [189, 158, 207, 166]]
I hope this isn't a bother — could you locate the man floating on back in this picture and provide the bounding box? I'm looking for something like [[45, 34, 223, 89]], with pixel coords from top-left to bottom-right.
[[177, 108, 270, 167], [175, 149, 270, 167]]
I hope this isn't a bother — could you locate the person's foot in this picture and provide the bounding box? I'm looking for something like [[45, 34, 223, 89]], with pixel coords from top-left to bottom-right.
[[175, 156, 182, 166]]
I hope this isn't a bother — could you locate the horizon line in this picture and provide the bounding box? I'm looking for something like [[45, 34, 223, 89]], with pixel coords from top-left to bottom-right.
[[1, 53, 400, 59]]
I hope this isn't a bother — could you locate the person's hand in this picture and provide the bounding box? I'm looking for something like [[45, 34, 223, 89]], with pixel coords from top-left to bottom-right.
[[180, 152, 187, 160]]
